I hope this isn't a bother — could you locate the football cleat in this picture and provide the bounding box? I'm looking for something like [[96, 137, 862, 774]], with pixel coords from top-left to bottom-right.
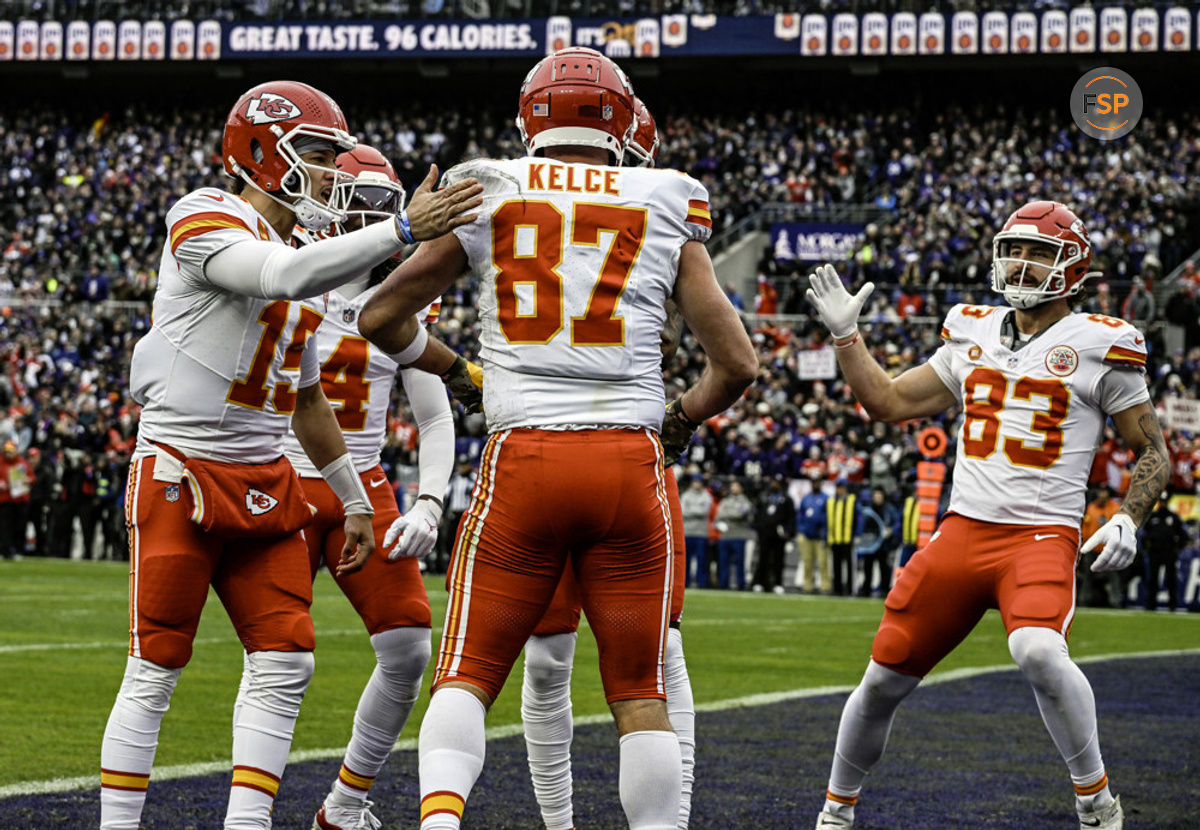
[[312, 800, 383, 830], [815, 811, 854, 829], [1079, 795, 1123, 829]]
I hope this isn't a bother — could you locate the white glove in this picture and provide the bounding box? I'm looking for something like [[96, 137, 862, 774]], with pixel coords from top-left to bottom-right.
[[383, 498, 442, 561], [805, 263, 875, 339], [1082, 513, 1138, 572]]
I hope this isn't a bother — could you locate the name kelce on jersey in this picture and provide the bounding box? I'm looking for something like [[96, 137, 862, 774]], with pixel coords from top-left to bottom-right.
[[526, 161, 621, 196]]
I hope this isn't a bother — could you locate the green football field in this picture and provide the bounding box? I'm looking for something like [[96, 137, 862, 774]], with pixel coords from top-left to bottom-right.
[[2, 558, 1197, 792]]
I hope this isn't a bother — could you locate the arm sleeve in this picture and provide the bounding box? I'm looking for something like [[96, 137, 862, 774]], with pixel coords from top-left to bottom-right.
[[203, 219, 404, 300], [399, 367, 455, 502]]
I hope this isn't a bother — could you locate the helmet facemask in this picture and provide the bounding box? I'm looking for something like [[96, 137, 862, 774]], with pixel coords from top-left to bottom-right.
[[233, 124, 357, 231], [990, 231, 1086, 310], [335, 172, 406, 234]]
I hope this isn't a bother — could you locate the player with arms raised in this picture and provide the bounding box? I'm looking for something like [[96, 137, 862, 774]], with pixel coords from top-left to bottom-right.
[[807, 201, 1169, 830], [100, 82, 480, 830], [358, 48, 757, 830]]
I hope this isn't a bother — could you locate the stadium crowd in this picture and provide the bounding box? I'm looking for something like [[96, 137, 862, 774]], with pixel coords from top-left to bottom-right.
[[1, 97, 1198, 608]]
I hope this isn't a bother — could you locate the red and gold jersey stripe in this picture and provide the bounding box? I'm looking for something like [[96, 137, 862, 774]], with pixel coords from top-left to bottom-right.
[[1103, 345, 1146, 367], [424, 299, 443, 325], [231, 765, 281, 798], [940, 326, 952, 340], [685, 199, 712, 229], [421, 790, 466, 822], [435, 431, 506, 683], [169, 211, 254, 254], [338, 763, 375, 793], [1074, 773, 1108, 797], [101, 768, 150, 792]]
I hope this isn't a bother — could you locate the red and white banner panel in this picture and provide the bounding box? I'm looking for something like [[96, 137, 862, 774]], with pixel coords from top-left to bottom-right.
[[1099, 6, 1127, 52], [1070, 6, 1096, 53], [832, 13, 857, 56], [951, 11, 977, 55], [66, 20, 89, 60], [801, 14, 827, 56], [919, 11, 944, 55], [1131, 8, 1158, 51], [1011, 12, 1036, 54], [39, 21, 62, 60], [982, 10, 1007, 54], [891, 12, 917, 55]]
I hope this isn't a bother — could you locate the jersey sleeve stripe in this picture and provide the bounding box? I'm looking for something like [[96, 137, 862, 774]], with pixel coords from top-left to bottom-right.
[[940, 326, 951, 340], [686, 210, 712, 230], [169, 212, 254, 254], [1104, 346, 1147, 367]]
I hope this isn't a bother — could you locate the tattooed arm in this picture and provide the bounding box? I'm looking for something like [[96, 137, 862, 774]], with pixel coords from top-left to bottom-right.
[[1109, 401, 1170, 525]]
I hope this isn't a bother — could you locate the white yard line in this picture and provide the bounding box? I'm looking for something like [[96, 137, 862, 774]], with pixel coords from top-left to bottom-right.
[[4, 646, 1198, 798]]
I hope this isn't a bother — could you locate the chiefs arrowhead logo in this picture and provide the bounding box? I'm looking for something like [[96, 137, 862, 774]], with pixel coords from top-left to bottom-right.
[[245, 93, 302, 125], [245, 488, 279, 516]]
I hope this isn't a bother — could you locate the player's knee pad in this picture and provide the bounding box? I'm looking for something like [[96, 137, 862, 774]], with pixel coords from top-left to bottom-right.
[[139, 629, 196, 670], [1008, 626, 1070, 687], [370, 626, 431, 698], [241, 649, 314, 718], [117, 656, 181, 714], [871, 622, 913, 668], [524, 632, 578, 691]]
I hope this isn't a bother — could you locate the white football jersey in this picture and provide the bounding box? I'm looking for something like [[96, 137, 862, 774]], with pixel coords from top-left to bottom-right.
[[130, 188, 323, 463], [444, 157, 711, 432], [282, 285, 441, 477], [927, 304, 1149, 527]]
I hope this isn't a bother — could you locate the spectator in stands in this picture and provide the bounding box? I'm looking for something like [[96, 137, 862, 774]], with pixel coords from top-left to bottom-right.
[[714, 479, 754, 590], [753, 475, 794, 594], [1141, 493, 1188, 613], [1080, 485, 1124, 608], [856, 487, 899, 598], [826, 478, 859, 596], [1120, 278, 1156, 331], [0, 440, 33, 559], [796, 485, 830, 594], [680, 474, 714, 588]]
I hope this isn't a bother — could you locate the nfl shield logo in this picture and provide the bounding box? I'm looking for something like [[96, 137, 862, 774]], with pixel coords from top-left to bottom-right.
[[1007, 357, 1019, 369], [165, 484, 180, 503], [343, 308, 356, 324]]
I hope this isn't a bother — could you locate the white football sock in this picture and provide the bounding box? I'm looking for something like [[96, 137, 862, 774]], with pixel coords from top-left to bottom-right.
[[824, 660, 920, 818], [101, 656, 181, 830], [329, 627, 431, 807], [225, 650, 313, 830], [664, 628, 696, 830], [418, 686, 487, 830], [522, 631, 578, 830], [619, 730, 682, 830], [1007, 627, 1113, 810]]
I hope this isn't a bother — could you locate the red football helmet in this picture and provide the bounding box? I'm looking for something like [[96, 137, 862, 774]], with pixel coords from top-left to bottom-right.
[[222, 80, 357, 230], [991, 200, 1099, 309], [516, 47, 636, 163], [624, 97, 659, 168], [334, 145, 406, 233]]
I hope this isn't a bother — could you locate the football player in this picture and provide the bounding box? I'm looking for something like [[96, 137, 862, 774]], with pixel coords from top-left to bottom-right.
[[358, 49, 757, 830], [271, 145, 452, 830], [100, 81, 480, 830], [807, 201, 1169, 830], [518, 97, 699, 830]]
